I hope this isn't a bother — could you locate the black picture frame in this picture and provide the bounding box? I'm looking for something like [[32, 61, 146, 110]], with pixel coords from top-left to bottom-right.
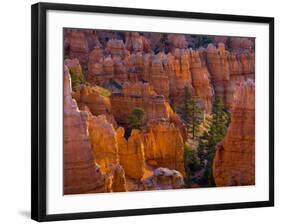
[[31, 2, 274, 222]]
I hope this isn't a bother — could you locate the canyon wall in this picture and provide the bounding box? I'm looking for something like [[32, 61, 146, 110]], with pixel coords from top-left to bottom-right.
[[142, 120, 186, 176], [212, 80, 255, 186], [63, 66, 105, 194]]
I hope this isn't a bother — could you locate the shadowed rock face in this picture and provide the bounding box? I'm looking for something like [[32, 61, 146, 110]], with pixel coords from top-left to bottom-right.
[[213, 80, 255, 186], [67, 31, 89, 64], [63, 66, 105, 194]]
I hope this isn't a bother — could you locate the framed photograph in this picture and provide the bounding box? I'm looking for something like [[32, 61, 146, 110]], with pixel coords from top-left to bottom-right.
[[31, 2, 274, 222]]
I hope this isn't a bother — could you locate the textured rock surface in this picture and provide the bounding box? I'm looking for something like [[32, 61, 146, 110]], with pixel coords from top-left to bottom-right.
[[73, 85, 117, 127], [213, 81, 255, 186], [149, 55, 170, 98], [229, 37, 255, 52], [117, 127, 145, 180], [190, 49, 214, 113], [63, 65, 105, 194], [142, 120, 186, 175], [143, 167, 184, 190], [167, 34, 188, 50], [206, 43, 230, 102], [125, 32, 151, 53], [109, 164, 127, 192], [67, 31, 89, 64], [64, 29, 256, 193], [64, 58, 84, 77], [87, 114, 119, 174], [111, 82, 170, 124]]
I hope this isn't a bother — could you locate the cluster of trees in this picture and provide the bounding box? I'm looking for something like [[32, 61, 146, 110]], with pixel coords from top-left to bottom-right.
[[181, 88, 231, 187], [198, 98, 231, 186], [181, 85, 203, 139]]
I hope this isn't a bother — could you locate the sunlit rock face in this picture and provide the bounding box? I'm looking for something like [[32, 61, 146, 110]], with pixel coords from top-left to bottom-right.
[[167, 50, 192, 103], [206, 43, 255, 109], [110, 82, 170, 124], [206, 43, 230, 104], [213, 80, 255, 186], [72, 85, 117, 127], [143, 167, 185, 190], [117, 127, 145, 180], [107, 164, 127, 192], [63, 65, 105, 194], [87, 114, 119, 174], [142, 120, 186, 176], [190, 49, 214, 113]]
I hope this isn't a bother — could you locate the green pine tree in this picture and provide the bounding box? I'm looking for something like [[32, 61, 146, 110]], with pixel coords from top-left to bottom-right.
[[199, 98, 231, 186], [127, 107, 146, 130], [182, 86, 203, 139]]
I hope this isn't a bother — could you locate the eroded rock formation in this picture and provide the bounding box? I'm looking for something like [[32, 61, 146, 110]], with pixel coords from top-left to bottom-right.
[[117, 128, 145, 180], [143, 167, 185, 190], [73, 84, 117, 127], [190, 49, 214, 113], [67, 31, 89, 64], [63, 65, 105, 194], [64, 29, 256, 193], [111, 82, 170, 124], [213, 80, 255, 186], [87, 114, 119, 174], [142, 120, 186, 175]]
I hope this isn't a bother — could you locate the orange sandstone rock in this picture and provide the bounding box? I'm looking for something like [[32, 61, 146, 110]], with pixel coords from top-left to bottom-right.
[[125, 32, 151, 53], [117, 127, 145, 180], [68, 31, 89, 64], [167, 34, 188, 50], [63, 65, 105, 194], [143, 120, 186, 176], [110, 82, 170, 124], [190, 49, 214, 113], [87, 114, 119, 174], [73, 85, 117, 127], [109, 164, 127, 192], [213, 80, 255, 186], [106, 39, 126, 58]]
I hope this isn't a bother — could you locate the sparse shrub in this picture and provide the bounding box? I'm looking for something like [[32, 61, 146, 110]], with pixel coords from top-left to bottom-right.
[[69, 69, 86, 91]]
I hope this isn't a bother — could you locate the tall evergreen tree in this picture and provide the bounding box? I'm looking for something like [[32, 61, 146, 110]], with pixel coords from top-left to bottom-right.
[[198, 98, 231, 186], [182, 86, 203, 139]]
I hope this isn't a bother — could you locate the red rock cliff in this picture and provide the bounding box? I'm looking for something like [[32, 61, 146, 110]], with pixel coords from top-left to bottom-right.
[[63, 65, 105, 194], [213, 80, 255, 186]]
